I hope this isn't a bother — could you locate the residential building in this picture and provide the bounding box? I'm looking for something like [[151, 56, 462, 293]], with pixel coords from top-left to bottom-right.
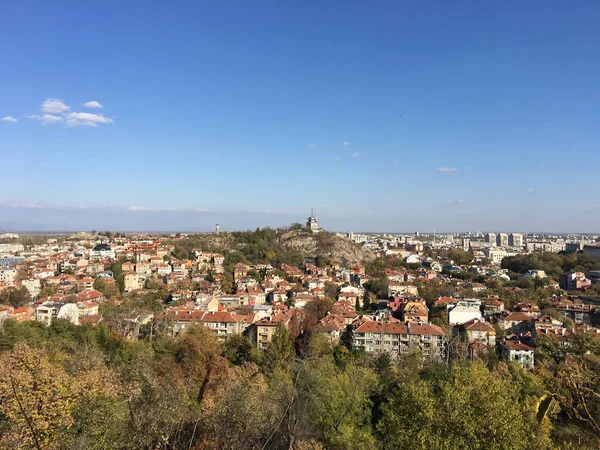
[[353, 320, 446, 360], [0, 267, 17, 283], [35, 301, 79, 326], [502, 340, 535, 370], [462, 319, 496, 347], [509, 233, 523, 248], [124, 272, 145, 291], [583, 244, 600, 258], [496, 233, 509, 247], [254, 312, 292, 350], [90, 243, 115, 261], [448, 299, 482, 325]]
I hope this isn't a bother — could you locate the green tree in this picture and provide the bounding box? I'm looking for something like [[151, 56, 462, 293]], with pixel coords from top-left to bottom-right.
[[264, 323, 293, 372], [378, 361, 549, 450], [223, 334, 258, 366]]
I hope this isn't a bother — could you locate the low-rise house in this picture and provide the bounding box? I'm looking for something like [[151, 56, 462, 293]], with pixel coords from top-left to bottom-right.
[[388, 283, 419, 297], [195, 296, 219, 311], [8, 306, 35, 322], [77, 301, 100, 316], [121, 262, 135, 272], [135, 261, 151, 275], [512, 303, 541, 318], [338, 291, 360, 307], [502, 339, 535, 370], [219, 293, 247, 308], [315, 314, 347, 342], [269, 288, 288, 304], [35, 301, 79, 326], [483, 298, 504, 315], [21, 277, 41, 297], [124, 272, 145, 291], [461, 319, 496, 347], [556, 302, 597, 325], [448, 299, 482, 325], [201, 311, 252, 341], [253, 311, 292, 350], [331, 300, 358, 324], [501, 312, 532, 333], [401, 300, 429, 323], [0, 267, 17, 283], [77, 277, 95, 291], [434, 296, 457, 309]]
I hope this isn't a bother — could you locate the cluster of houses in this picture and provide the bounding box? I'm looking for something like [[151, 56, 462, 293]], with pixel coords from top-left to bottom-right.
[[1, 232, 600, 371]]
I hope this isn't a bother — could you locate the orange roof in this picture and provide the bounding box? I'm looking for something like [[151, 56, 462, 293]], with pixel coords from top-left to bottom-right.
[[505, 312, 531, 322], [504, 340, 534, 351]]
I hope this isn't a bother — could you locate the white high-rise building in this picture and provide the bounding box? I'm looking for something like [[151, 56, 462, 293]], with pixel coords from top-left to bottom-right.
[[215, 223, 220, 234], [462, 238, 471, 251], [486, 233, 497, 247], [509, 233, 523, 248], [497, 233, 509, 247]]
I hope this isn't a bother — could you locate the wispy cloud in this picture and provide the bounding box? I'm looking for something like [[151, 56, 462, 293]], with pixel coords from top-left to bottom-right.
[[343, 141, 351, 146], [334, 156, 342, 161], [526, 188, 535, 193], [352, 152, 360, 158], [307, 143, 316, 148], [1, 116, 18, 122], [27, 114, 64, 124], [446, 199, 465, 204], [41, 98, 70, 114], [83, 101, 103, 108], [437, 167, 458, 173], [128, 206, 174, 211], [65, 112, 114, 127], [393, 160, 399, 165], [0, 201, 45, 209]]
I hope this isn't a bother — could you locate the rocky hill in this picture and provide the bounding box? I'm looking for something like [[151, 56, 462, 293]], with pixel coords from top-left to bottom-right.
[[178, 228, 375, 267], [277, 229, 375, 266]]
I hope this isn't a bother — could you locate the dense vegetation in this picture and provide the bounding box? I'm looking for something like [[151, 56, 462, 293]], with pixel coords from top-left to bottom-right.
[[502, 252, 600, 280], [1, 317, 599, 449]]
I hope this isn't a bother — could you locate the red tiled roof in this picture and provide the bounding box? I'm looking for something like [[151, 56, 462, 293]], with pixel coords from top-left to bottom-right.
[[504, 312, 532, 322], [504, 340, 534, 351]]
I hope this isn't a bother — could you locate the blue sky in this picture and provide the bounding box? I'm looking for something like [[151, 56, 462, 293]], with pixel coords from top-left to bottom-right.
[[1, 1, 599, 232]]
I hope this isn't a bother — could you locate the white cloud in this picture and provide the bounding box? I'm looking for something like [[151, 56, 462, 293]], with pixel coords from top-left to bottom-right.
[[27, 114, 64, 124], [41, 98, 70, 114], [42, 114, 63, 124], [446, 199, 465, 204], [393, 160, 399, 165], [65, 112, 114, 127], [5, 201, 45, 209], [343, 141, 351, 146], [307, 144, 316, 148], [334, 156, 342, 161], [352, 152, 360, 158], [1, 116, 18, 122], [526, 188, 535, 193], [128, 206, 176, 211], [437, 167, 458, 173], [83, 101, 103, 108], [446, 200, 454, 204]]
